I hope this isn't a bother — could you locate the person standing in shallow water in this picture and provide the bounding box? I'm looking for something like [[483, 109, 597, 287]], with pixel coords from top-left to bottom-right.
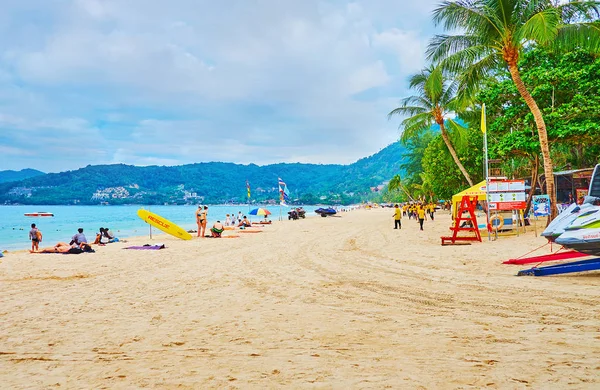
[[393, 204, 402, 229], [29, 223, 41, 252]]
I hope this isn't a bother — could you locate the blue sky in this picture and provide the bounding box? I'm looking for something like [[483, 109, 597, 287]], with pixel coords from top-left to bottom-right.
[[0, 0, 440, 172]]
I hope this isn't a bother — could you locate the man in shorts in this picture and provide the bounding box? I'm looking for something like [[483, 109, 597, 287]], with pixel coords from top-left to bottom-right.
[[29, 223, 41, 251]]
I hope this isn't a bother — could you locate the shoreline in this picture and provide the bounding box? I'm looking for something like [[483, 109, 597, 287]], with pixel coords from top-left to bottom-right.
[[1, 204, 340, 252], [1, 208, 599, 388]]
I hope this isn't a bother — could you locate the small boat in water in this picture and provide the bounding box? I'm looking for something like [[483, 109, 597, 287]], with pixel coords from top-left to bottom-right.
[[24, 212, 54, 217]]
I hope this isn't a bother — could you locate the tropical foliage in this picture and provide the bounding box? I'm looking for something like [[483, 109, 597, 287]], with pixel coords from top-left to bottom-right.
[[427, 0, 600, 217], [389, 0, 600, 214]]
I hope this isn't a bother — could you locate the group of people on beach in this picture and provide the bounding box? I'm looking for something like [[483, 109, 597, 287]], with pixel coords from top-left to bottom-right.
[[29, 224, 118, 254], [195, 206, 256, 238], [393, 202, 437, 231]]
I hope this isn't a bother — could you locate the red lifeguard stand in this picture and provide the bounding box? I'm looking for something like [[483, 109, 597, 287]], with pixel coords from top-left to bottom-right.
[[441, 195, 482, 245]]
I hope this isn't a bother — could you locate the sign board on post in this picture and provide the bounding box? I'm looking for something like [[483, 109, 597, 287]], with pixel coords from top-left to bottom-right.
[[488, 179, 527, 211], [532, 195, 551, 217]]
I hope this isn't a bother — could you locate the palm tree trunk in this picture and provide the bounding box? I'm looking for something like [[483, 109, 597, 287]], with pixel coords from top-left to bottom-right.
[[524, 155, 539, 216], [507, 64, 557, 220], [439, 123, 474, 187]]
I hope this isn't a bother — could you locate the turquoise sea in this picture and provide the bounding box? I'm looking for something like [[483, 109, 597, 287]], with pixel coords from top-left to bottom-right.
[[0, 205, 324, 251]]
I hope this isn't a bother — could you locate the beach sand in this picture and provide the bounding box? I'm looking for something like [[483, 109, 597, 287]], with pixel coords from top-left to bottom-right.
[[1, 209, 599, 388]]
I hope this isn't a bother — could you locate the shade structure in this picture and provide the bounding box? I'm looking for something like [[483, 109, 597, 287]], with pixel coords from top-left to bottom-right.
[[451, 181, 487, 217], [249, 208, 272, 216]]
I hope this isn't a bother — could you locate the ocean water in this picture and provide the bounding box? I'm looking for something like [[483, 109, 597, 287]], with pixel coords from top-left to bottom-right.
[[0, 205, 326, 251]]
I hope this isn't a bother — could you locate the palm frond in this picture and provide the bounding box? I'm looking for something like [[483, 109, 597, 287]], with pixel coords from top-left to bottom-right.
[[554, 21, 600, 52], [400, 112, 433, 143], [446, 118, 470, 149], [425, 65, 444, 102], [426, 34, 482, 62], [515, 7, 560, 45], [514, 0, 552, 25], [454, 53, 502, 102], [408, 72, 429, 90], [433, 1, 503, 38], [558, 1, 600, 23], [437, 44, 497, 75], [388, 105, 428, 119]]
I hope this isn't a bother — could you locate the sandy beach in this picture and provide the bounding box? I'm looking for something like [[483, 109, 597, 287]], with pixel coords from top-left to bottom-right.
[[1, 208, 599, 389]]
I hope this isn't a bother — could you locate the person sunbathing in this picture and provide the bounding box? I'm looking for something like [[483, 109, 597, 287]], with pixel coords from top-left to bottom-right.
[[210, 221, 225, 237], [32, 242, 73, 253], [32, 242, 94, 254]]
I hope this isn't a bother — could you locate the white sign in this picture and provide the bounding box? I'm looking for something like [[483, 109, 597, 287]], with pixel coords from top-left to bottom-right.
[[489, 192, 526, 202]]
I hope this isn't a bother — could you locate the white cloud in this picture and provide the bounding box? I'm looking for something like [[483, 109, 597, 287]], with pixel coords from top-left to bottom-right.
[[0, 0, 439, 172], [372, 28, 427, 73]]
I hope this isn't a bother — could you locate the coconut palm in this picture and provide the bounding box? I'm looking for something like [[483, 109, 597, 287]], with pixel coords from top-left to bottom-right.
[[388, 174, 416, 202], [389, 65, 474, 186], [428, 0, 600, 218]]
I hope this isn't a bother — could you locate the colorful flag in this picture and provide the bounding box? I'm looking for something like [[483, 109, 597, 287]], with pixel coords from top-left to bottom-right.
[[278, 177, 290, 205], [481, 103, 486, 134], [246, 180, 251, 199]]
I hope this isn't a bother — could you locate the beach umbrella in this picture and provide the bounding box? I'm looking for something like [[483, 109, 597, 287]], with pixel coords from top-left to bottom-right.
[[249, 208, 271, 216]]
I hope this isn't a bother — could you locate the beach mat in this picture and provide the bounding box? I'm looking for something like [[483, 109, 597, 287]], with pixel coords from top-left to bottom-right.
[[124, 244, 165, 250]]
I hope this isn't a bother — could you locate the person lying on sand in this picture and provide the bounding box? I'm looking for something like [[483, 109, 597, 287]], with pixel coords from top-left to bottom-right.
[[31, 242, 94, 254], [31, 242, 73, 253]]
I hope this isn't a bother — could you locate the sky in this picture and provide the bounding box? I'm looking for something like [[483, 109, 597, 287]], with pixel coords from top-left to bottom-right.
[[0, 0, 440, 173]]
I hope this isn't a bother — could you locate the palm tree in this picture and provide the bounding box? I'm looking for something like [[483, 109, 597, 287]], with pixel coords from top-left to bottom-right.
[[428, 0, 600, 219], [388, 174, 416, 202], [389, 65, 474, 186]]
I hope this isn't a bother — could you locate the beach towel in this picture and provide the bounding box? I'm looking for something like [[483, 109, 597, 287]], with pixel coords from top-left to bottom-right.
[[124, 244, 166, 250]]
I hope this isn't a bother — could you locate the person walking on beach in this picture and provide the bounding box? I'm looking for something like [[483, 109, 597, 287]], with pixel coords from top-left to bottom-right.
[[29, 223, 41, 252], [428, 203, 435, 221], [393, 204, 402, 229], [417, 205, 426, 231]]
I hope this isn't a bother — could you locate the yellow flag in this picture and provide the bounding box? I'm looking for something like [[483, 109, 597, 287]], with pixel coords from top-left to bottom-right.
[[481, 103, 486, 134]]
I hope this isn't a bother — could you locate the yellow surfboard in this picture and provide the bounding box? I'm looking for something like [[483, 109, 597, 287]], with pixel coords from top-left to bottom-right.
[[137, 209, 192, 241]]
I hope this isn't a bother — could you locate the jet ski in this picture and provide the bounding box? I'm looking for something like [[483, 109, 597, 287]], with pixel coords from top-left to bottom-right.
[[541, 202, 595, 241], [555, 203, 600, 255], [552, 164, 600, 254], [315, 207, 337, 217]]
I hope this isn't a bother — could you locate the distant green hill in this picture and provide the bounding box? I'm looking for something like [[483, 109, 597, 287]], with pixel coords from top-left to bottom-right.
[[0, 142, 407, 205], [0, 169, 45, 183]]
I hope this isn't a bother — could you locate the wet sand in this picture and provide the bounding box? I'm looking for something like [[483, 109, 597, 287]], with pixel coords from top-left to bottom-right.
[[1, 208, 599, 388]]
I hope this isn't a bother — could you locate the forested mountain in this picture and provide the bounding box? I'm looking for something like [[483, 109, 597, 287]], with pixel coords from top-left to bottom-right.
[[0, 142, 407, 205], [0, 169, 45, 183]]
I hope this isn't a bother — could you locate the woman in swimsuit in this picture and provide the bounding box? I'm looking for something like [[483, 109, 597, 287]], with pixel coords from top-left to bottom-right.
[[199, 206, 208, 237], [31, 242, 72, 253], [196, 205, 203, 237]]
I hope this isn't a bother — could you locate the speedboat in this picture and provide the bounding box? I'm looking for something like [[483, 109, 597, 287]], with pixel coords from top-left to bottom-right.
[[24, 212, 54, 217], [552, 164, 600, 254]]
